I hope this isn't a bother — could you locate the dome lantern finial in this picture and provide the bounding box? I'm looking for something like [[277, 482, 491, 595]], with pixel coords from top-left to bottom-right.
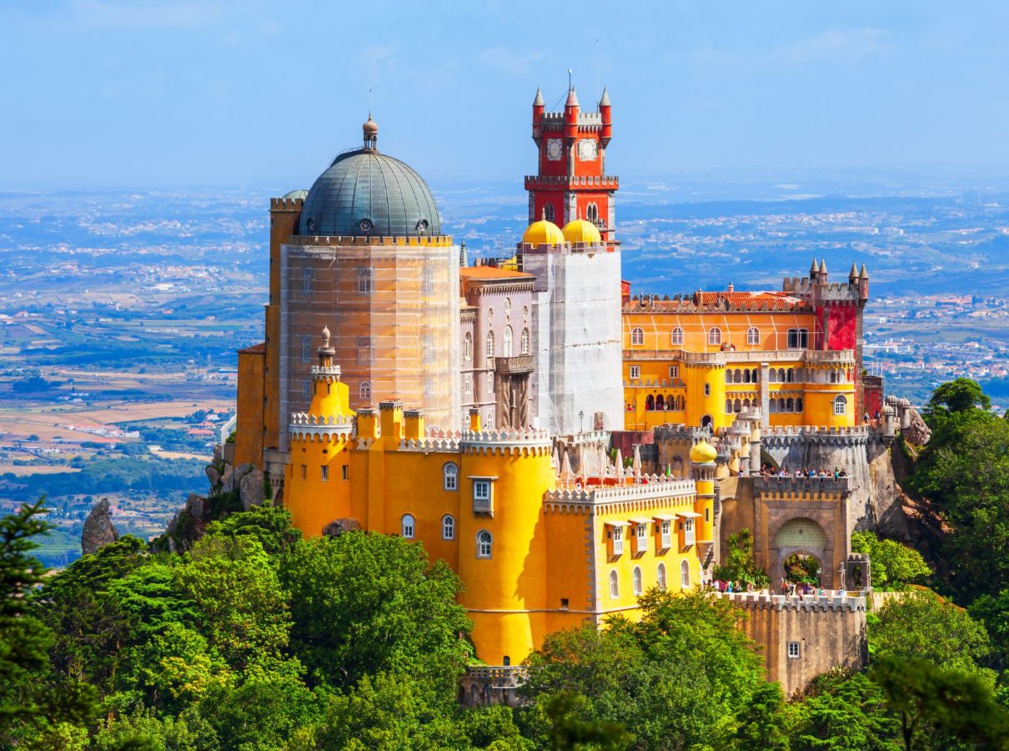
[[363, 114, 379, 150]]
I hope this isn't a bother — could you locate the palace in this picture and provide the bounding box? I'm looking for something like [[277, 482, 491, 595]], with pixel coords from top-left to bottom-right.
[[231, 85, 876, 681]]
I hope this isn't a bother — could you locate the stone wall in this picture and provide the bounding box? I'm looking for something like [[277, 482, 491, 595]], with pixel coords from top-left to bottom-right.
[[725, 592, 868, 698]]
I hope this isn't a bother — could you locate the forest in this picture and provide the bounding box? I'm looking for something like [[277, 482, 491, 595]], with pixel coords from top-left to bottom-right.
[[1, 378, 1008, 750]]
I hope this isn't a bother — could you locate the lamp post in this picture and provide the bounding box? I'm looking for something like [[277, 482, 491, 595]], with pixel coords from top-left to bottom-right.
[[579, 410, 585, 433]]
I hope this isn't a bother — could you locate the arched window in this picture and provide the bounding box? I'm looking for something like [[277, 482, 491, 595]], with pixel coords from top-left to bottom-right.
[[796, 397, 804, 412], [502, 326, 513, 357], [747, 326, 760, 346], [725, 398, 733, 414], [778, 398, 786, 412], [485, 332, 495, 366], [443, 462, 458, 491], [725, 370, 732, 384], [655, 394, 665, 410], [680, 560, 690, 588], [734, 368, 742, 383], [734, 399, 742, 413], [786, 397, 795, 412], [544, 203, 555, 222], [401, 514, 415, 539], [463, 332, 472, 361], [657, 563, 667, 591], [476, 530, 492, 558], [834, 395, 847, 416], [769, 369, 778, 384], [769, 399, 778, 413], [707, 327, 722, 346], [786, 369, 794, 383], [631, 327, 644, 346], [778, 368, 786, 382], [743, 369, 751, 384], [442, 514, 455, 540], [633, 567, 643, 597], [586, 202, 599, 223], [520, 328, 530, 355], [609, 570, 619, 599], [743, 398, 751, 409], [752, 369, 759, 383], [670, 327, 684, 346], [645, 394, 655, 411], [359, 381, 372, 401]]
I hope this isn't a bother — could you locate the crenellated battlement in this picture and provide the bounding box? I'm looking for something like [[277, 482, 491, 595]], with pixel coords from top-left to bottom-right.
[[782, 277, 862, 301], [288, 411, 354, 441], [753, 475, 851, 496], [545, 476, 696, 508], [524, 175, 620, 189], [270, 197, 304, 211], [460, 428, 552, 456], [287, 234, 454, 247], [399, 436, 461, 453], [720, 591, 865, 612]]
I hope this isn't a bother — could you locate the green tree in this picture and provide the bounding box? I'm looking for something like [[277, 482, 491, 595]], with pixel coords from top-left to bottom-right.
[[202, 501, 301, 555], [732, 681, 790, 751], [790, 670, 901, 751], [851, 532, 930, 591], [870, 590, 994, 684], [927, 377, 991, 416], [520, 590, 769, 750], [280, 532, 471, 697], [714, 529, 769, 588], [870, 656, 1009, 751]]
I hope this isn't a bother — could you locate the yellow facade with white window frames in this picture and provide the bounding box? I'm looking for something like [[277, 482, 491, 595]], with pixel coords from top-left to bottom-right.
[[282, 330, 716, 665]]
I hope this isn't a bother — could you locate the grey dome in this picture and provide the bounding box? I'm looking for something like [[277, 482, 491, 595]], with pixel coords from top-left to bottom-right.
[[298, 149, 442, 237]]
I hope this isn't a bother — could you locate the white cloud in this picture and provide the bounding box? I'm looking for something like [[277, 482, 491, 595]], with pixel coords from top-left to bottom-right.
[[770, 29, 892, 66], [359, 45, 398, 86], [479, 47, 545, 76]]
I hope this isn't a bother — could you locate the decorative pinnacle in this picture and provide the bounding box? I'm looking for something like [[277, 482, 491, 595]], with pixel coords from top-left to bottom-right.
[[849, 262, 858, 279], [859, 263, 869, 280], [819, 259, 827, 275], [599, 86, 610, 106], [533, 87, 544, 106], [321, 326, 331, 347], [810, 258, 818, 275]]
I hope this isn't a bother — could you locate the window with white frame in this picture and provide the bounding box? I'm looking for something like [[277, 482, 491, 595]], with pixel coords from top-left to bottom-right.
[[443, 463, 459, 491], [463, 332, 472, 361], [629, 366, 640, 380], [657, 563, 667, 591], [635, 523, 648, 555], [670, 327, 684, 346], [707, 327, 722, 346], [609, 570, 619, 599], [747, 326, 760, 345], [683, 517, 695, 546], [633, 566, 643, 596], [680, 559, 690, 588], [503, 326, 513, 357], [787, 328, 809, 349], [834, 395, 847, 415], [788, 641, 801, 659], [631, 327, 644, 346], [521, 328, 530, 355], [668, 365, 680, 380], [660, 520, 672, 549], [357, 268, 373, 294], [401, 514, 415, 539], [359, 381, 372, 401], [476, 530, 492, 558], [473, 478, 493, 514], [486, 332, 495, 366], [442, 514, 455, 540], [611, 525, 624, 556]]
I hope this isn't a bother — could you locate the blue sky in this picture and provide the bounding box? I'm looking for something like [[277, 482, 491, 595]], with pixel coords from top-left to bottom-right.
[[2, 1, 1008, 189]]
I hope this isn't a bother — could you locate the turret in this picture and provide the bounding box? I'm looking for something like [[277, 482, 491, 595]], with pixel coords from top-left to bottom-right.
[[599, 87, 612, 146], [858, 263, 869, 300], [563, 86, 580, 140], [818, 258, 828, 284], [849, 262, 858, 287], [532, 88, 545, 144]]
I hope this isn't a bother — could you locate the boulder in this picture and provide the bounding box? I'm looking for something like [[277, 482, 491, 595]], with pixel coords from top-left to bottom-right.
[[81, 498, 119, 556], [205, 465, 221, 488], [185, 493, 205, 519], [322, 517, 363, 537], [238, 467, 266, 510], [904, 409, 932, 447]]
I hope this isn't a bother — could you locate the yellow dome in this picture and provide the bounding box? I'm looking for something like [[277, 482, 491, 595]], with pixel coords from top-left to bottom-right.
[[562, 218, 602, 245], [522, 218, 564, 246], [689, 439, 717, 464]]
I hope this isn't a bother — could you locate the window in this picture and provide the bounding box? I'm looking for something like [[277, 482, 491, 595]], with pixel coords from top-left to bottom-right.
[[320, 465, 329, 481], [521, 328, 530, 355], [670, 327, 684, 346], [707, 327, 722, 346], [302, 268, 311, 293], [359, 381, 372, 401], [503, 326, 513, 357], [680, 559, 690, 588], [636, 523, 648, 555], [544, 203, 555, 222], [401, 514, 415, 539], [302, 382, 311, 399], [476, 530, 492, 558], [464, 374, 472, 398], [661, 520, 672, 549], [301, 336, 312, 363], [629, 366, 640, 380], [683, 518, 695, 546], [473, 479, 493, 514], [463, 332, 472, 361], [443, 462, 459, 491], [342, 465, 348, 480], [747, 326, 760, 345], [657, 563, 667, 591], [442, 515, 455, 540], [356, 336, 372, 366], [704, 384, 710, 397], [586, 202, 599, 223], [631, 327, 644, 346], [633, 567, 643, 596], [357, 268, 373, 294], [609, 570, 619, 599], [787, 328, 809, 349], [611, 526, 624, 556], [486, 332, 495, 366], [788, 641, 801, 659], [668, 365, 679, 380], [300, 464, 307, 480], [834, 395, 847, 416]]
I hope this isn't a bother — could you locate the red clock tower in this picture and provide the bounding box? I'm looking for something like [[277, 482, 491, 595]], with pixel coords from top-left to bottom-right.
[[526, 85, 619, 249]]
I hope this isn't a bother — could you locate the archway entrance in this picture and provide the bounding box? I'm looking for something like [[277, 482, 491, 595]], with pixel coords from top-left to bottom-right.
[[773, 517, 829, 589]]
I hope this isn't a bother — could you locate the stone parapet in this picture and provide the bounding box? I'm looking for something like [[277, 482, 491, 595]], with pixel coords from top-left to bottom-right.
[[720, 591, 865, 612], [460, 428, 552, 455], [754, 475, 851, 495], [545, 476, 695, 507]]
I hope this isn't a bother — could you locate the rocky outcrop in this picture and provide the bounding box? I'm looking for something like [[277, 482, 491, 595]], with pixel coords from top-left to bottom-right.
[[322, 517, 363, 537], [81, 498, 119, 556], [904, 409, 931, 447]]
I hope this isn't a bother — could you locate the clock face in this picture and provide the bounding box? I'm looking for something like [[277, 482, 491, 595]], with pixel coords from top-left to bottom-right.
[[578, 139, 598, 161], [546, 139, 563, 161]]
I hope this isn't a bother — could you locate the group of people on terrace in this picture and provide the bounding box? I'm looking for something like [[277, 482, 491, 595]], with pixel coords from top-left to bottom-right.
[[706, 579, 847, 598], [759, 464, 848, 479]]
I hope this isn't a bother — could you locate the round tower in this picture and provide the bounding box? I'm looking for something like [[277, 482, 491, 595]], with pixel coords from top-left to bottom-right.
[[690, 439, 717, 546], [284, 328, 355, 535]]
